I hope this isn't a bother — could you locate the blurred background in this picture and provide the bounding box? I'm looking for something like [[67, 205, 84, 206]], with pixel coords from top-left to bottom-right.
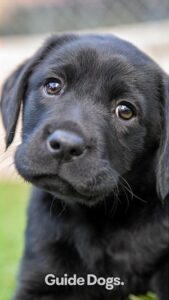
[[0, 1, 169, 299]]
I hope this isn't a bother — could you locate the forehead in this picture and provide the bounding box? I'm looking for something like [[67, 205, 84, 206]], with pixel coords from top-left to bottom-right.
[[33, 36, 141, 82], [47, 35, 148, 65]]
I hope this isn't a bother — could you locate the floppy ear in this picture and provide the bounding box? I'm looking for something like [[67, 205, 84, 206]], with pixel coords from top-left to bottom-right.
[[0, 60, 33, 148], [156, 74, 169, 200], [0, 37, 53, 148], [0, 34, 77, 148]]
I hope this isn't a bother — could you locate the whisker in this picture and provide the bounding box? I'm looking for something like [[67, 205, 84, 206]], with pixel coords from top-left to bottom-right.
[[120, 176, 147, 203], [50, 197, 56, 217], [50, 196, 67, 218], [118, 181, 130, 211]]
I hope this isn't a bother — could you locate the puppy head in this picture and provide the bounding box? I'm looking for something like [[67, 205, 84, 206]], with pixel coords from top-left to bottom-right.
[[1, 34, 169, 205]]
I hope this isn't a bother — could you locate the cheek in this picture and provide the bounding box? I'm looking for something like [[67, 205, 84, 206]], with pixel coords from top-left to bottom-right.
[[22, 94, 47, 136], [114, 118, 146, 152], [111, 126, 146, 171], [122, 127, 146, 153]]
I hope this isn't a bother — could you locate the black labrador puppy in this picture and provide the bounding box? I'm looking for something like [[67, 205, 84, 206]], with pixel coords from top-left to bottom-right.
[[1, 34, 169, 300]]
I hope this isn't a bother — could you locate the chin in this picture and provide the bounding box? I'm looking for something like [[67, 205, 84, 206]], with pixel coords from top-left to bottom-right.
[[16, 164, 117, 207], [31, 175, 113, 206]]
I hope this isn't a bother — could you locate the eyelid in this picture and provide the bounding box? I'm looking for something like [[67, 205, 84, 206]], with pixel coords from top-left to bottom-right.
[[116, 99, 135, 105], [44, 76, 64, 86], [115, 99, 138, 112]]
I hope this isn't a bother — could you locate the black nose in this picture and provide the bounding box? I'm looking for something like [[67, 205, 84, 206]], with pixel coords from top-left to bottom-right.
[[47, 130, 86, 161]]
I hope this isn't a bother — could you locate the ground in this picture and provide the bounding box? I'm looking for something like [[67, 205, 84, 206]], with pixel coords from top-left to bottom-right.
[[0, 182, 29, 300]]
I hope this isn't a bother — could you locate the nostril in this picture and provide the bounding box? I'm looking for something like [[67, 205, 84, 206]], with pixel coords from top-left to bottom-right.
[[69, 147, 83, 157], [49, 140, 61, 151]]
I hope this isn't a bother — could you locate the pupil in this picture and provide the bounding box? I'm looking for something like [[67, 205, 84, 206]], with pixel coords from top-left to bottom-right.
[[48, 82, 59, 90], [121, 105, 130, 113], [119, 105, 133, 119]]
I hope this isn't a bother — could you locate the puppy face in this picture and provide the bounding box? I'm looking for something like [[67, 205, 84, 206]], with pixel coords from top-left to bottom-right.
[[1, 34, 169, 205]]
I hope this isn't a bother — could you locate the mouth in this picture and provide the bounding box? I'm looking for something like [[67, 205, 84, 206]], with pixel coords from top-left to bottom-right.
[[17, 162, 115, 205], [15, 154, 119, 206], [31, 173, 108, 205]]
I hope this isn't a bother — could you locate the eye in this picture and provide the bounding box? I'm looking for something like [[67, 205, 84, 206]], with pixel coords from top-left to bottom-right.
[[44, 78, 63, 96], [115, 102, 136, 120]]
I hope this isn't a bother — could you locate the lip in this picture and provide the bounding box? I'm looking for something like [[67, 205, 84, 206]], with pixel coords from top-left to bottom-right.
[[15, 160, 114, 205], [24, 172, 106, 204]]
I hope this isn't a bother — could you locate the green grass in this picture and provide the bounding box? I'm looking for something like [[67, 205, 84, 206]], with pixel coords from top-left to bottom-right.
[[128, 293, 158, 300], [0, 181, 30, 300], [0, 182, 158, 300]]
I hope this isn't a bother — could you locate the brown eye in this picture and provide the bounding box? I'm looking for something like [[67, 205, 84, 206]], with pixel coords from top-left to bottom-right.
[[115, 102, 136, 120], [44, 78, 63, 96]]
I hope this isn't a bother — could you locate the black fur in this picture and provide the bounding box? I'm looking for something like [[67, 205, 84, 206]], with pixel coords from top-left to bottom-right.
[[1, 34, 169, 300]]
